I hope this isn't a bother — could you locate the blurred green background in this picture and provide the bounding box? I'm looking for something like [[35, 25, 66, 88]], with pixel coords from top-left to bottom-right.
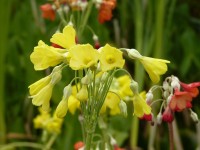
[[0, 0, 200, 149]]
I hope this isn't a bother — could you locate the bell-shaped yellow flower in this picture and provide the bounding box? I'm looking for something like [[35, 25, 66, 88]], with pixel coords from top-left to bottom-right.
[[45, 114, 63, 134], [68, 96, 80, 114], [30, 40, 66, 70], [99, 44, 125, 71], [29, 75, 51, 96], [50, 25, 76, 49], [117, 75, 134, 99], [55, 99, 68, 118], [139, 57, 170, 83], [68, 44, 99, 70], [76, 85, 88, 101], [31, 84, 54, 111], [133, 93, 151, 118], [33, 108, 50, 129], [100, 92, 120, 115]]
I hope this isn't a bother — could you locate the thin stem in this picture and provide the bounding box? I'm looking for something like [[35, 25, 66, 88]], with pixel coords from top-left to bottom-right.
[[168, 123, 174, 150], [43, 134, 58, 150], [85, 132, 93, 150], [0, 142, 44, 150]]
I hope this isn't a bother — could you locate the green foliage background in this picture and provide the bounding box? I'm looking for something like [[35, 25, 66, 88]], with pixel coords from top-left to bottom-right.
[[0, 0, 200, 149]]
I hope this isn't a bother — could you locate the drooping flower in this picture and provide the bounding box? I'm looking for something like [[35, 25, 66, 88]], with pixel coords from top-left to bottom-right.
[[99, 44, 125, 71], [50, 25, 76, 49], [101, 92, 121, 115], [140, 57, 170, 83], [68, 95, 80, 114], [169, 88, 193, 111], [162, 106, 174, 123], [132, 93, 151, 118], [180, 82, 200, 97], [29, 75, 51, 96], [126, 49, 170, 83], [30, 40, 67, 70], [68, 44, 99, 70], [98, 0, 116, 23], [40, 3, 56, 21]]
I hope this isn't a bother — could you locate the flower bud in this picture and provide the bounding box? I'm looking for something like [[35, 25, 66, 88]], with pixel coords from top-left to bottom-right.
[[119, 100, 127, 117], [171, 80, 180, 90], [126, 49, 142, 59], [63, 84, 72, 99], [55, 99, 68, 118], [76, 85, 88, 101], [51, 70, 62, 85], [156, 112, 162, 124], [190, 109, 199, 123], [146, 92, 153, 104], [130, 80, 139, 94], [81, 75, 91, 85], [163, 80, 170, 91]]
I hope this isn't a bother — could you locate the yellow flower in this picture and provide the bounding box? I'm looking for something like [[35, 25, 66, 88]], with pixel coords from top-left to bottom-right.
[[29, 75, 51, 96], [31, 84, 54, 111], [101, 92, 120, 115], [76, 85, 88, 101], [126, 48, 170, 83], [30, 40, 66, 70], [99, 44, 125, 71], [50, 25, 76, 49], [68, 44, 99, 70], [139, 57, 170, 83], [68, 96, 80, 114], [117, 75, 133, 99], [55, 99, 68, 118], [133, 93, 151, 118], [45, 114, 63, 134], [33, 108, 50, 129]]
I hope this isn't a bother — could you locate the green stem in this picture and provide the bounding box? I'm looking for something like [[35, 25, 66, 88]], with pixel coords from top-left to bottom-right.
[[0, 142, 44, 150], [43, 134, 58, 150], [0, 0, 12, 144], [85, 132, 93, 150]]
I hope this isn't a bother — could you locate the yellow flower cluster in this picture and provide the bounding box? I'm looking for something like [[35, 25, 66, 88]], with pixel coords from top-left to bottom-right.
[[33, 108, 63, 134]]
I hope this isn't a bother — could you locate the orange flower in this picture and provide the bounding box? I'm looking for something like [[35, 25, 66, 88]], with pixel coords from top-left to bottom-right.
[[74, 141, 84, 150], [162, 106, 174, 123], [180, 82, 200, 97], [40, 4, 56, 21], [98, 0, 116, 23], [169, 88, 193, 111]]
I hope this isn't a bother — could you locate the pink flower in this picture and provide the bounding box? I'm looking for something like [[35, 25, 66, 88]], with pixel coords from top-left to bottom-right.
[[40, 4, 56, 21], [169, 88, 192, 111], [162, 106, 174, 123]]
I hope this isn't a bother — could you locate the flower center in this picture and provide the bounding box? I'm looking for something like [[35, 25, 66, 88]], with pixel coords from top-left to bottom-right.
[[83, 57, 92, 65], [106, 55, 115, 64]]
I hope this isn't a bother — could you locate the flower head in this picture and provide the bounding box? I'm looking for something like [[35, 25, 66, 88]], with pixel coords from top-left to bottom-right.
[[99, 44, 125, 71], [140, 57, 170, 83], [68, 44, 99, 70], [40, 4, 56, 21], [98, 0, 116, 23], [50, 25, 76, 49], [180, 82, 200, 97], [30, 40, 66, 70], [169, 88, 193, 111], [101, 92, 121, 115], [133, 93, 151, 118], [29, 75, 51, 96]]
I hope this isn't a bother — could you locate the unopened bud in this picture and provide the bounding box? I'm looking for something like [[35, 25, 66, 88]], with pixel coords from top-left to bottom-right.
[[55, 99, 68, 118], [163, 81, 170, 91], [50, 70, 62, 85], [190, 109, 199, 123], [126, 49, 142, 59], [81, 75, 90, 85], [119, 100, 127, 117], [171, 80, 180, 90], [130, 80, 139, 94], [146, 92, 153, 104], [156, 112, 162, 124], [163, 91, 170, 99], [166, 94, 173, 105], [76, 85, 88, 101], [63, 84, 72, 99]]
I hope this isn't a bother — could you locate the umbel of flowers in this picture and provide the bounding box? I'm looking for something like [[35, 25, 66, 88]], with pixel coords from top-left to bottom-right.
[[29, 25, 170, 149]]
